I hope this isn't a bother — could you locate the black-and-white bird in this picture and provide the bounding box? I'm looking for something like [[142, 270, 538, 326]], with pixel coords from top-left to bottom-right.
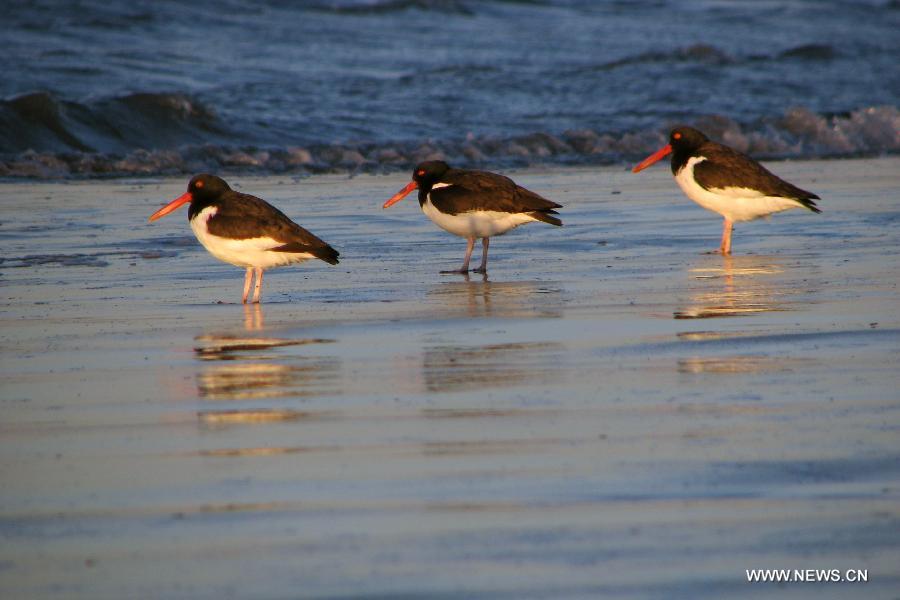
[[633, 126, 821, 254], [149, 174, 339, 303], [383, 160, 562, 273]]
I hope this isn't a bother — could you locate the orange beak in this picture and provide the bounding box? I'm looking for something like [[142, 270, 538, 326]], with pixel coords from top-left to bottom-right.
[[632, 143, 673, 173], [383, 181, 418, 208], [148, 191, 193, 222]]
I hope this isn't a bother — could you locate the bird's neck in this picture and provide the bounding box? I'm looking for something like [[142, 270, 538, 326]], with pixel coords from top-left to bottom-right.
[[417, 186, 432, 207], [188, 196, 218, 221], [670, 146, 696, 175]]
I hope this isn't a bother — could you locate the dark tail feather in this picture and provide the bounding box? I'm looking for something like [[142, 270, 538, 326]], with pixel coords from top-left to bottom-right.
[[313, 245, 340, 265], [530, 210, 562, 226], [274, 242, 340, 264], [800, 196, 821, 214], [789, 186, 821, 213]]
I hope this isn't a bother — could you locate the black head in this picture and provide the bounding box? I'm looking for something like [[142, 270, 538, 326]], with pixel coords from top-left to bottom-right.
[[632, 126, 710, 174], [187, 173, 231, 203], [383, 161, 453, 209], [665, 126, 710, 174], [668, 126, 709, 152], [148, 173, 232, 223], [412, 160, 451, 189]]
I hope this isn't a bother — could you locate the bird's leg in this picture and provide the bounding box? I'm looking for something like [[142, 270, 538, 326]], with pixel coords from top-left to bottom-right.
[[719, 218, 734, 255], [472, 237, 490, 274], [441, 237, 476, 274], [242, 267, 253, 304], [252, 267, 264, 303]]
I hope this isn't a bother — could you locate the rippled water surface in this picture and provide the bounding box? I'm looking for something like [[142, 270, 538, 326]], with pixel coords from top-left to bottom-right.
[[2, 0, 899, 176]]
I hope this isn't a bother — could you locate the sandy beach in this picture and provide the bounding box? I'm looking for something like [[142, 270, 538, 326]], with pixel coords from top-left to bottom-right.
[[2, 157, 899, 598]]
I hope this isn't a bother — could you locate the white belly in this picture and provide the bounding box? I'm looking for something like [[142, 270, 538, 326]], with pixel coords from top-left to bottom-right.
[[674, 156, 806, 222], [190, 207, 313, 269], [421, 196, 536, 238]]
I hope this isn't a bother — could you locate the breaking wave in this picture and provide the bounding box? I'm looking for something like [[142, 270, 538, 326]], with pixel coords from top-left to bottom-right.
[[0, 91, 224, 156], [1, 102, 897, 179], [4, 1, 898, 180]]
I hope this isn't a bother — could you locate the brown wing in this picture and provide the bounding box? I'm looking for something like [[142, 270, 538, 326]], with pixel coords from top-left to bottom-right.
[[429, 169, 562, 224], [208, 191, 340, 264], [694, 143, 821, 212]]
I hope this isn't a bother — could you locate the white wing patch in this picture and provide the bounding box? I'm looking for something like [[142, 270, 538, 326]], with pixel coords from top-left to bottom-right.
[[674, 156, 807, 222], [190, 206, 313, 268]]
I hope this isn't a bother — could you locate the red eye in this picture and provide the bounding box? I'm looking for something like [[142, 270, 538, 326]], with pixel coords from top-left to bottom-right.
[[195, 180, 204, 188], [673, 132, 682, 140], [416, 170, 425, 176]]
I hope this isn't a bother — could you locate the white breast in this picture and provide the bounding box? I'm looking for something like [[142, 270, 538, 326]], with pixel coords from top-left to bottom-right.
[[674, 156, 807, 222], [190, 206, 314, 269]]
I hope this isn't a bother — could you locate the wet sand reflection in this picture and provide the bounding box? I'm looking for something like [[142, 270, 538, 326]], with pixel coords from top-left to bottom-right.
[[197, 408, 337, 427], [192, 306, 340, 409], [422, 341, 562, 393], [194, 359, 339, 401], [674, 255, 790, 319], [674, 256, 820, 376], [677, 356, 816, 375], [428, 276, 564, 319]]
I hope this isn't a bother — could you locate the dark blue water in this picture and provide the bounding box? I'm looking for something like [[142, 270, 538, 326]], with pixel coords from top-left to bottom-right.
[[2, 0, 899, 178]]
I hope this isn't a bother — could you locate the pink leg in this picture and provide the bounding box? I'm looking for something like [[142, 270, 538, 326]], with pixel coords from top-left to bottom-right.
[[473, 237, 490, 274], [252, 267, 264, 303], [242, 267, 253, 304], [720, 218, 734, 255], [442, 237, 476, 274]]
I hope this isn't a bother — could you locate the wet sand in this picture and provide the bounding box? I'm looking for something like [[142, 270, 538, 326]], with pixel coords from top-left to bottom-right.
[[2, 158, 899, 598]]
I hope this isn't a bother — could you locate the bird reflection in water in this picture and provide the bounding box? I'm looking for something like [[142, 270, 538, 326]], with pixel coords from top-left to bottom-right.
[[193, 305, 339, 405], [243, 303, 263, 331], [674, 255, 790, 320], [675, 255, 818, 376], [428, 275, 564, 319], [677, 355, 816, 375]]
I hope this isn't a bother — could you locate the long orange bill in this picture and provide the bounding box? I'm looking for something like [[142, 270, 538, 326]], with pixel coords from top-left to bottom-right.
[[632, 143, 673, 173], [148, 191, 193, 222], [383, 181, 418, 208]]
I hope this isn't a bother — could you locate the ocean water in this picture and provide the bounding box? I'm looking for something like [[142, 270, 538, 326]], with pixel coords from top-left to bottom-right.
[[2, 0, 899, 178]]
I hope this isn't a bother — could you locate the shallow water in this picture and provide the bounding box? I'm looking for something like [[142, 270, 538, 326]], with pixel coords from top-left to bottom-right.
[[1, 160, 900, 598]]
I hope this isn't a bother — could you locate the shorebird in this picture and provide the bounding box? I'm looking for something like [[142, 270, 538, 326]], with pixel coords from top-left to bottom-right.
[[148, 174, 339, 303], [632, 126, 821, 254], [383, 160, 562, 273]]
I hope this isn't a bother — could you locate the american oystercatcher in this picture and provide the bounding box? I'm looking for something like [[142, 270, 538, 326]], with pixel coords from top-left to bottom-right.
[[632, 126, 821, 254], [148, 174, 339, 303], [383, 161, 562, 273]]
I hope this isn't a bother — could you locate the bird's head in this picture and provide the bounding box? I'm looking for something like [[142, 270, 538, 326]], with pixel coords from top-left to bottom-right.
[[632, 126, 709, 173], [148, 174, 231, 222], [383, 161, 451, 208]]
